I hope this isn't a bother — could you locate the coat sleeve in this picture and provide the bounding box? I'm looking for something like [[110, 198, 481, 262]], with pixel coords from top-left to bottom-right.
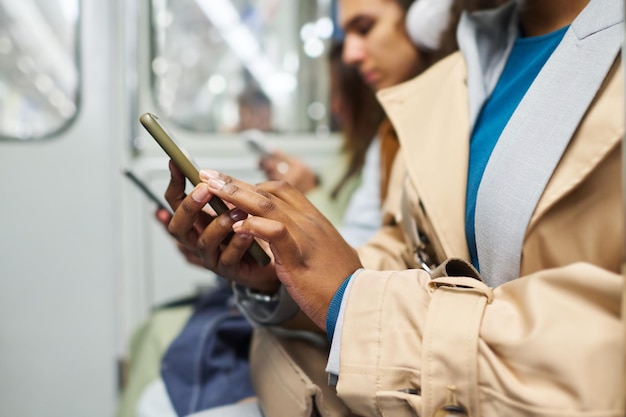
[[335, 263, 624, 417]]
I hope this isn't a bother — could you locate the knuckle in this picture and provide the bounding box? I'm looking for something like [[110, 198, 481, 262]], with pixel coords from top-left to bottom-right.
[[232, 233, 252, 249], [202, 258, 216, 271], [164, 189, 183, 207], [196, 234, 210, 252], [220, 176, 239, 196], [257, 196, 276, 213], [263, 179, 293, 196], [179, 200, 196, 216], [253, 185, 273, 200], [219, 256, 237, 269], [166, 221, 179, 238], [272, 223, 289, 239], [274, 179, 291, 190], [251, 185, 279, 214], [266, 179, 291, 193]]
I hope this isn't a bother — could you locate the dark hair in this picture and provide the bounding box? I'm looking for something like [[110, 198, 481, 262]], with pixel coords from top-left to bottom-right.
[[328, 41, 385, 199], [394, 0, 418, 12]]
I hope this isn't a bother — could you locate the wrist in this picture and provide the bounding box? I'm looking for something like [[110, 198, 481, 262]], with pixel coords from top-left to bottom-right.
[[243, 286, 280, 303]]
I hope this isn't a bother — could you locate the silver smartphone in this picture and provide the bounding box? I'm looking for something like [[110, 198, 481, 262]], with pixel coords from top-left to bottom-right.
[[140, 112, 271, 266]]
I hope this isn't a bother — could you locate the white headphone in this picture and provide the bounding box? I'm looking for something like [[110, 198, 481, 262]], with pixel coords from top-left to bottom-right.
[[405, 0, 455, 51]]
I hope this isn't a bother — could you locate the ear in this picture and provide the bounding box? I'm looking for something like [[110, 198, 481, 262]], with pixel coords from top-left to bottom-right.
[[405, 0, 454, 51]]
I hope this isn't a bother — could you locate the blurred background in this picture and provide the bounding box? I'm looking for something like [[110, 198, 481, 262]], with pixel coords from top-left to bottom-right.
[[0, 0, 342, 415]]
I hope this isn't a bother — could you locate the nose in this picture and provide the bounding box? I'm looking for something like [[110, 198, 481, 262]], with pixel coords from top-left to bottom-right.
[[342, 34, 366, 66]]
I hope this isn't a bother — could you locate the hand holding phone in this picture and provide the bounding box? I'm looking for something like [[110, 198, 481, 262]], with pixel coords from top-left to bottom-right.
[[140, 112, 271, 266]]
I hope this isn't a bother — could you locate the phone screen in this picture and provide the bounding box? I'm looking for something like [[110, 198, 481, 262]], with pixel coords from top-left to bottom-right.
[[140, 112, 271, 266]]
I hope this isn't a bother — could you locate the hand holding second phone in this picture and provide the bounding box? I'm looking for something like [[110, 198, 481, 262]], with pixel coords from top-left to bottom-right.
[[200, 169, 363, 330], [164, 161, 279, 294], [260, 151, 319, 194]]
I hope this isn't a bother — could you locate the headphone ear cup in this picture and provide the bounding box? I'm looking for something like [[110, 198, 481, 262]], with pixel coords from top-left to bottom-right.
[[405, 0, 454, 51]]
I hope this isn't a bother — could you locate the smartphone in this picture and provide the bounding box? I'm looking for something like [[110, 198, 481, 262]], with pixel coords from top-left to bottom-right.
[[139, 112, 271, 266], [123, 168, 171, 214], [242, 129, 273, 157]]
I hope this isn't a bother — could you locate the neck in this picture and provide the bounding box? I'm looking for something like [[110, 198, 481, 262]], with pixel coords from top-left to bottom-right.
[[518, 0, 589, 36]]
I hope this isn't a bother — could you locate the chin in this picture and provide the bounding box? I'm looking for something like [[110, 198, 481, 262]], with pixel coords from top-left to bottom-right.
[[374, 81, 393, 91]]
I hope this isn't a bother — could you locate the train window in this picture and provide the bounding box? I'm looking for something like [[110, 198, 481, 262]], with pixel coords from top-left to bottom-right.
[[0, 0, 80, 140], [150, 0, 334, 134]]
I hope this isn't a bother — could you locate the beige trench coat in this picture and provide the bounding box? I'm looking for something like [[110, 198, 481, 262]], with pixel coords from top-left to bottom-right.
[[336, 49, 624, 416]]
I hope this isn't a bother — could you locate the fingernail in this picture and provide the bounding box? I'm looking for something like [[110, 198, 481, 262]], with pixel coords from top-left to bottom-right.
[[199, 169, 219, 181], [192, 184, 210, 202], [230, 209, 248, 222], [199, 169, 225, 190], [232, 220, 249, 239], [207, 178, 225, 190]]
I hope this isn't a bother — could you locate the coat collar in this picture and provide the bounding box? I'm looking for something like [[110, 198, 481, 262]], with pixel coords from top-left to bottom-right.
[[378, 55, 471, 260]]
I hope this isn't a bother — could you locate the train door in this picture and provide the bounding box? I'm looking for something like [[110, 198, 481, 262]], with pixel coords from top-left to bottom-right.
[[0, 0, 122, 415]]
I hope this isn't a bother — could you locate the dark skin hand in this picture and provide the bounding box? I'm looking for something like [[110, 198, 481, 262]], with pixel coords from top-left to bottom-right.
[[164, 161, 280, 294], [196, 168, 363, 330], [154, 207, 205, 268], [157, 201, 324, 330]]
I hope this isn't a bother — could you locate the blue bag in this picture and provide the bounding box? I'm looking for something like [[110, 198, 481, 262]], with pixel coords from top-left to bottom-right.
[[161, 281, 255, 416]]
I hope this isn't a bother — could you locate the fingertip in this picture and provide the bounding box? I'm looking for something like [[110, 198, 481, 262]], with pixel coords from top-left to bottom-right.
[[156, 208, 171, 222], [232, 220, 245, 232], [232, 220, 254, 241], [191, 183, 211, 203], [168, 160, 177, 176]]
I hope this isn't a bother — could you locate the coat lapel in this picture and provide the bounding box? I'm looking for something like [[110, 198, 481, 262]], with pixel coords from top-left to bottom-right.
[[378, 55, 471, 260], [530, 60, 623, 228], [475, 0, 624, 286]]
